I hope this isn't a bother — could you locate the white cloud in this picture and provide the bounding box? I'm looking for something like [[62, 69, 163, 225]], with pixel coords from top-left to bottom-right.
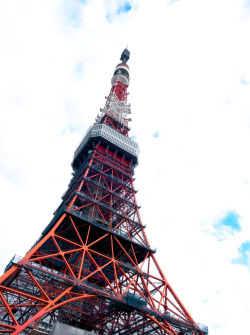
[[0, 0, 250, 333]]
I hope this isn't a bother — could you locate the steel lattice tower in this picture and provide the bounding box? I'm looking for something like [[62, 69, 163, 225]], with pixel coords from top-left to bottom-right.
[[0, 49, 208, 335]]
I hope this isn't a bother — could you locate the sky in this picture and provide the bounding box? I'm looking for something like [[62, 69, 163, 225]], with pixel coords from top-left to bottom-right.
[[0, 0, 250, 334]]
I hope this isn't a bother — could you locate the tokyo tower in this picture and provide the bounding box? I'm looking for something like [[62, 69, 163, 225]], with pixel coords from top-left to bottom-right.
[[0, 49, 208, 335]]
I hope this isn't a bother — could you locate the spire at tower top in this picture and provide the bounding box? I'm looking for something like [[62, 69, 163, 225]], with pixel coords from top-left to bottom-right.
[[120, 48, 130, 64]]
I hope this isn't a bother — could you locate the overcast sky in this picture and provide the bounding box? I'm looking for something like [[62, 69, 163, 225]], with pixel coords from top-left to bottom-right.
[[0, 0, 250, 334]]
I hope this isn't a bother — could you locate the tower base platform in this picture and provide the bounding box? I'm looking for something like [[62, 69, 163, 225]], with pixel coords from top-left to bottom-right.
[[29, 322, 96, 335]]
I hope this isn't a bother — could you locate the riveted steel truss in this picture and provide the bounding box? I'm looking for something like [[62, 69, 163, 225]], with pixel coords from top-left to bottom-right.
[[97, 81, 130, 136], [0, 142, 206, 335], [0, 51, 207, 334]]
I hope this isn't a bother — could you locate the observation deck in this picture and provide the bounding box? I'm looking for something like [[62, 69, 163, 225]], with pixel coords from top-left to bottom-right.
[[72, 123, 139, 170]]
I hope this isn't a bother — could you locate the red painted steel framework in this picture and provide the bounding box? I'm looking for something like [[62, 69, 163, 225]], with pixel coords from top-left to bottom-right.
[[0, 49, 208, 335]]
